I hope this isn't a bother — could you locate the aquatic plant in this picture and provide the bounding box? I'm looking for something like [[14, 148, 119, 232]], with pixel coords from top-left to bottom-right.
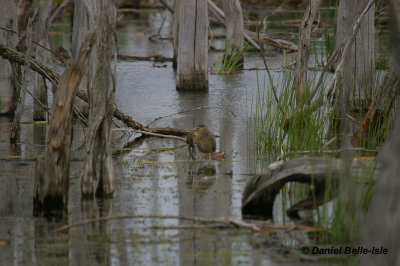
[[212, 39, 248, 75], [250, 61, 395, 246]]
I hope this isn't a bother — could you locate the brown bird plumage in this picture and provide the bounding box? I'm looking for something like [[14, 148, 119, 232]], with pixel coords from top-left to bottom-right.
[[186, 125, 216, 160]]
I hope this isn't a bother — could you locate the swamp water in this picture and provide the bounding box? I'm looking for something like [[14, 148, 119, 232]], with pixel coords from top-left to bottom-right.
[[0, 8, 338, 265]]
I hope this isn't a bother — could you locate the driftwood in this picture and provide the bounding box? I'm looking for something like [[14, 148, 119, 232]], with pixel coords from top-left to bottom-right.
[[53, 213, 320, 233], [117, 54, 173, 62], [242, 157, 372, 219], [0, 43, 190, 137], [247, 30, 298, 52]]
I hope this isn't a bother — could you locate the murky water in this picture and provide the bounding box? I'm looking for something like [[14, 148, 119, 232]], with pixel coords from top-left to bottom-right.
[[0, 8, 337, 265]]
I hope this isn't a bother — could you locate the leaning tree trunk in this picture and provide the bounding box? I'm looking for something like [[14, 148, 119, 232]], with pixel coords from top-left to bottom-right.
[[81, 0, 116, 198], [0, 0, 18, 115], [221, 0, 244, 62], [294, 0, 322, 105], [32, 0, 52, 121], [336, 0, 375, 111], [172, 0, 179, 69], [176, 0, 208, 91], [34, 33, 95, 212]]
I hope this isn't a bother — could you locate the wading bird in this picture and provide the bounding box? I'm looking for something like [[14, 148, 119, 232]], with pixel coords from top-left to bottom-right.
[[186, 125, 216, 160]]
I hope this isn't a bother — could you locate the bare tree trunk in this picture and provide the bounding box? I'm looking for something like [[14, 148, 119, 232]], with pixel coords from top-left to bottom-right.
[[71, 0, 92, 61], [176, 0, 208, 91], [336, 0, 375, 110], [221, 0, 244, 61], [10, 20, 32, 143], [172, 0, 179, 69], [17, 0, 34, 34], [34, 33, 95, 212], [71, 0, 93, 117], [360, 1, 400, 264], [32, 0, 52, 121], [81, 0, 116, 198], [0, 0, 18, 115], [294, 0, 322, 105]]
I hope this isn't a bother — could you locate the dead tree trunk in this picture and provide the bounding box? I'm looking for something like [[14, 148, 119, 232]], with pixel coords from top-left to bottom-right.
[[172, 0, 179, 69], [294, 0, 322, 105], [32, 0, 52, 121], [71, 0, 93, 117], [10, 20, 32, 143], [360, 1, 400, 264], [176, 0, 208, 91], [221, 0, 244, 62], [0, 0, 18, 115], [336, 0, 375, 111], [17, 0, 34, 34], [34, 33, 95, 212], [81, 0, 116, 198]]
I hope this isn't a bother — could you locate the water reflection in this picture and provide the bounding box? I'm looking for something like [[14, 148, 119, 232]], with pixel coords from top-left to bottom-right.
[[0, 7, 338, 265]]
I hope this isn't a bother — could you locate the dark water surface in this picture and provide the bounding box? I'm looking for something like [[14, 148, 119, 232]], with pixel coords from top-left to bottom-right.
[[0, 8, 337, 265]]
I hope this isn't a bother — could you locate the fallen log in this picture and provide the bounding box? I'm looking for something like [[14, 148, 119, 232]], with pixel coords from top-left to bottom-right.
[[242, 157, 373, 220], [0, 44, 190, 137]]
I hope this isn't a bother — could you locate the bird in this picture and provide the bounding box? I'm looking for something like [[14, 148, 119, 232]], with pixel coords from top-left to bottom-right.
[[186, 125, 216, 160]]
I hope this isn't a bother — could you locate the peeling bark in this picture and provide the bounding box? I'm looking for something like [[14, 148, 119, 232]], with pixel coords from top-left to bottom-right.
[[81, 0, 117, 199], [34, 33, 95, 212]]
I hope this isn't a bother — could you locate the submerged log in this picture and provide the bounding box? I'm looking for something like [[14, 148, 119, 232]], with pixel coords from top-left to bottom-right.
[[242, 157, 371, 219], [34, 33, 95, 212]]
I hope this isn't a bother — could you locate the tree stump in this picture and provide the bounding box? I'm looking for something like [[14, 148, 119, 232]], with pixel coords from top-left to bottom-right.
[[176, 0, 208, 91], [34, 33, 96, 213]]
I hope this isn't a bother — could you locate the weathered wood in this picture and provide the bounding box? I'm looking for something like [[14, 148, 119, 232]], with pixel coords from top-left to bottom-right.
[[241, 157, 370, 219], [172, 0, 179, 69], [17, 0, 34, 34], [176, 0, 208, 91], [81, 0, 117, 199], [10, 20, 32, 143], [117, 54, 173, 62], [34, 33, 95, 212], [336, 0, 375, 110], [294, 0, 322, 104], [207, 0, 260, 51], [0, 0, 18, 115], [361, 2, 400, 263], [0, 43, 191, 137], [245, 30, 297, 51], [49, 0, 72, 26], [221, 0, 244, 61], [32, 0, 52, 120]]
